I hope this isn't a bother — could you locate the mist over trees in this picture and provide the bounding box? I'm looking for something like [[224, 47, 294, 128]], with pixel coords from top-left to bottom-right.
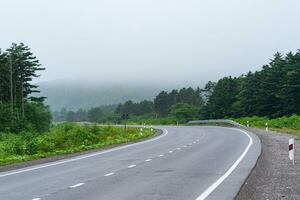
[[56, 50, 300, 124], [0, 43, 51, 133], [53, 105, 117, 123]]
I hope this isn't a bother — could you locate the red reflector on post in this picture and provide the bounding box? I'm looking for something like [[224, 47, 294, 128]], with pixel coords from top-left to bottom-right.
[[289, 144, 293, 151]]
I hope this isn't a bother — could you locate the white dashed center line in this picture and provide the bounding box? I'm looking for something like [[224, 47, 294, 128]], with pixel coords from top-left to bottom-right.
[[69, 183, 85, 188], [128, 165, 136, 168], [169, 150, 173, 153], [158, 154, 164, 157], [104, 172, 114, 177], [32, 198, 41, 200], [177, 148, 181, 150], [145, 159, 152, 162]]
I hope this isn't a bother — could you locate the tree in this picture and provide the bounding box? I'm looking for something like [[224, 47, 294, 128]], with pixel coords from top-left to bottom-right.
[[24, 102, 52, 132], [88, 107, 103, 122], [6, 43, 45, 115], [154, 91, 172, 117], [202, 81, 216, 102], [170, 103, 199, 122], [203, 76, 241, 119], [0, 43, 51, 133], [0, 49, 9, 103], [281, 51, 300, 115]]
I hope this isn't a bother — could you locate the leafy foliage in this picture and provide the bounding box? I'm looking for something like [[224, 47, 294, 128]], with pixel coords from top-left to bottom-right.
[[0, 123, 154, 166], [169, 103, 199, 123], [0, 43, 51, 133], [154, 87, 204, 117], [57, 50, 300, 124], [202, 51, 300, 119]]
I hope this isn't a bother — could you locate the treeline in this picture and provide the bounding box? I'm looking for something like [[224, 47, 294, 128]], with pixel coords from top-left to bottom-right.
[[0, 43, 51, 133], [53, 105, 117, 123], [58, 50, 300, 124], [115, 88, 204, 122], [112, 51, 300, 123], [204, 52, 300, 119]]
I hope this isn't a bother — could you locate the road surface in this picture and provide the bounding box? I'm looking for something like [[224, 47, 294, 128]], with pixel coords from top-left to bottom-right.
[[0, 126, 260, 200]]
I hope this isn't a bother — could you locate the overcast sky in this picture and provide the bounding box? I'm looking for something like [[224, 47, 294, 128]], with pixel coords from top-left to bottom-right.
[[1, 0, 300, 86]]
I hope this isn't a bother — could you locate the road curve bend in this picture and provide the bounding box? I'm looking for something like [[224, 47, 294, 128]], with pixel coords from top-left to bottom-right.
[[0, 126, 260, 200]]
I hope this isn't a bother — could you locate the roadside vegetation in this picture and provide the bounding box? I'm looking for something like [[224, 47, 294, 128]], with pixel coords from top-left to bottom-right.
[[0, 123, 154, 166], [234, 115, 300, 139], [0, 43, 154, 167], [1, 43, 299, 166]]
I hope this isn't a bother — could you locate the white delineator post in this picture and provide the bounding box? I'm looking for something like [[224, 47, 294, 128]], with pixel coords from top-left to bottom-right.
[[265, 123, 268, 132], [140, 128, 143, 136], [247, 121, 249, 127], [289, 138, 295, 165]]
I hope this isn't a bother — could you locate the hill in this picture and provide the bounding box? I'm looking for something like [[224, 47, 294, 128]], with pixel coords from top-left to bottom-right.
[[37, 81, 164, 111]]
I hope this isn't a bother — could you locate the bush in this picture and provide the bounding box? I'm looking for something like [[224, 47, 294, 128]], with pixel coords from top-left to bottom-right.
[[24, 102, 52, 133], [0, 102, 52, 133], [234, 115, 300, 130], [0, 123, 154, 165]]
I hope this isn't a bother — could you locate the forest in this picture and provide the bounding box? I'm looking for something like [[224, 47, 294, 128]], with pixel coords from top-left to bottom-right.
[[57, 51, 300, 124], [0, 43, 155, 165], [0, 43, 52, 133], [2, 43, 298, 129], [1, 44, 299, 165]]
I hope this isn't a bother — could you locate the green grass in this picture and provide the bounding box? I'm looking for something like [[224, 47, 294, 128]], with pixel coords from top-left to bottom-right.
[[0, 123, 154, 166], [233, 115, 300, 139]]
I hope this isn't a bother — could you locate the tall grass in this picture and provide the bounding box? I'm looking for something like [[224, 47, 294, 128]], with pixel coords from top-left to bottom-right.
[[0, 123, 153, 166]]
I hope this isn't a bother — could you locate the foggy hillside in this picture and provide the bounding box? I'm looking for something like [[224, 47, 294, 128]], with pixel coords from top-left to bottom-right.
[[38, 81, 166, 111]]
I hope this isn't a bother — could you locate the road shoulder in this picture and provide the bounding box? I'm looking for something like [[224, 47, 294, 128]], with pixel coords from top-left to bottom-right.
[[236, 128, 300, 199]]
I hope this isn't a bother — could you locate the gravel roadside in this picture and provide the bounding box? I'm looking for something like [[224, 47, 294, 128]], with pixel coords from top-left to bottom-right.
[[236, 128, 300, 200]]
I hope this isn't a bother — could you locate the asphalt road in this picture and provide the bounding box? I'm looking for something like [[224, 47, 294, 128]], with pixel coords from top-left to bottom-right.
[[0, 126, 260, 200]]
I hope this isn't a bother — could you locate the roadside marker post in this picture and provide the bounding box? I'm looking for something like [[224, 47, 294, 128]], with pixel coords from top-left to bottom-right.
[[289, 138, 295, 165], [247, 121, 249, 127], [140, 128, 143, 136], [265, 123, 268, 132]]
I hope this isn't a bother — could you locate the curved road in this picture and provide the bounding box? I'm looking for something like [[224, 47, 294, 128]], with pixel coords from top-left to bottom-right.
[[0, 126, 260, 200]]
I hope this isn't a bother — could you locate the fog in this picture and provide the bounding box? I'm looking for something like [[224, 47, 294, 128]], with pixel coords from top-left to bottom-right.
[[1, 0, 300, 87]]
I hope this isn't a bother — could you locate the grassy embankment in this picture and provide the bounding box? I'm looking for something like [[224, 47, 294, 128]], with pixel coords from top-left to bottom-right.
[[0, 123, 154, 166], [234, 115, 300, 139]]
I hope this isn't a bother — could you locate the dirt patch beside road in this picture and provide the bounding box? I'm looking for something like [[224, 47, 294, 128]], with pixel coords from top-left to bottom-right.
[[236, 128, 300, 200]]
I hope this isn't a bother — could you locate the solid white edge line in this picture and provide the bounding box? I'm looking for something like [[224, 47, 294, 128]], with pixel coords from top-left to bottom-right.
[[195, 128, 253, 200], [0, 128, 168, 178], [104, 172, 114, 177], [69, 183, 85, 188]]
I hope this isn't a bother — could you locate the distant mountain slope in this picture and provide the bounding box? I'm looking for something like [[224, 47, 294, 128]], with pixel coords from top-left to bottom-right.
[[37, 81, 163, 111]]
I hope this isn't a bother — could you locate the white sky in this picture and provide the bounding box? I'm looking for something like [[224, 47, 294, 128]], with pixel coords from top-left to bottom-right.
[[1, 0, 299, 86]]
